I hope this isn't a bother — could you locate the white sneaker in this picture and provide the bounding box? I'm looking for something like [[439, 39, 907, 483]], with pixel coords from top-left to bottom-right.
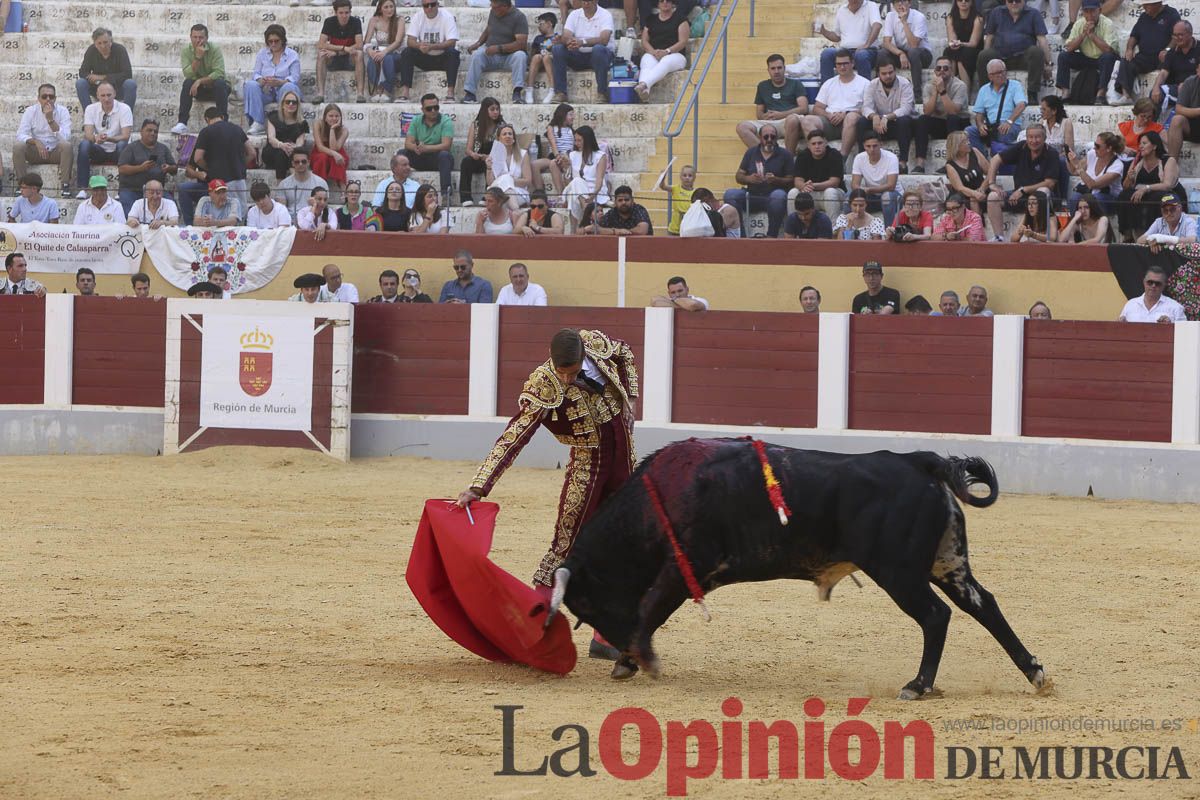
[[170, 122, 189, 135], [541, 89, 555, 104], [310, 0, 326, 5], [462, 200, 476, 207], [248, 122, 267, 136], [625, 26, 637, 39], [523, 87, 534, 105], [75, 189, 87, 200]]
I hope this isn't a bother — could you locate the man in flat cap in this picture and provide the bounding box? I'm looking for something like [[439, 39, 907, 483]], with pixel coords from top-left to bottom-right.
[[290, 272, 334, 303]]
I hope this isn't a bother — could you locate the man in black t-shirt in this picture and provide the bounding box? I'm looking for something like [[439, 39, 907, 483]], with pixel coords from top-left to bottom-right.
[[736, 54, 810, 156], [851, 261, 900, 314], [1150, 21, 1200, 106], [193, 107, 253, 212], [789, 129, 845, 218], [983, 123, 1059, 242], [316, 0, 367, 103]]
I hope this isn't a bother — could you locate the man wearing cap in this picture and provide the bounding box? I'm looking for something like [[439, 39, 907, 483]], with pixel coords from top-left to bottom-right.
[[74, 176, 125, 225], [1115, 0, 1182, 105], [187, 281, 222, 298], [439, 250, 494, 304], [290, 273, 335, 303], [321, 263, 360, 303], [1119, 265, 1187, 323], [1, 253, 47, 297], [1137, 193, 1198, 250], [1055, 0, 1120, 106], [851, 261, 900, 314], [194, 180, 243, 227], [455, 327, 639, 666]]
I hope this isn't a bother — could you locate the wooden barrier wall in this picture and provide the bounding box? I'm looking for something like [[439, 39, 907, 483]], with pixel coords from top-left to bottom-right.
[[671, 311, 819, 428], [0, 296, 44, 404], [73, 297, 167, 407], [849, 316, 994, 435], [497, 307, 645, 418], [1022, 321, 1174, 443], [351, 303, 471, 415]]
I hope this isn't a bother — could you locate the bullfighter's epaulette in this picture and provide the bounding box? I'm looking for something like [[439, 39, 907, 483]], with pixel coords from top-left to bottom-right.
[[580, 329, 616, 360], [518, 362, 565, 411]]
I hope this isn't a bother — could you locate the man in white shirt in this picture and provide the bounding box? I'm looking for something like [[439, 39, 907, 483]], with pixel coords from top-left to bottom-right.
[[290, 273, 335, 303], [551, 0, 614, 103], [1, 253, 48, 297], [818, 0, 882, 82], [803, 49, 871, 159], [1137, 193, 1198, 252], [321, 263, 360, 302], [652, 275, 709, 311], [877, 0, 932, 102], [76, 81, 134, 199], [851, 131, 901, 225], [496, 262, 549, 306], [12, 84, 73, 198], [277, 151, 329, 222], [126, 180, 180, 229], [246, 182, 295, 229], [1119, 266, 1187, 323], [74, 175, 125, 225], [372, 154, 421, 208], [397, 0, 461, 103]]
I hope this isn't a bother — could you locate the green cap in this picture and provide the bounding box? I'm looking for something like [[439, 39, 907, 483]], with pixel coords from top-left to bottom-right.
[[88, 175, 108, 189]]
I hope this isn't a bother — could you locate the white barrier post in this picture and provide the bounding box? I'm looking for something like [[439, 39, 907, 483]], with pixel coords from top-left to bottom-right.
[[43, 294, 74, 408], [641, 307, 675, 424], [990, 315, 1025, 437], [1172, 321, 1200, 445], [468, 303, 500, 417], [817, 313, 850, 430]]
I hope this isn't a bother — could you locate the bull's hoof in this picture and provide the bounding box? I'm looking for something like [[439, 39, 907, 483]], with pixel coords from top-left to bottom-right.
[[635, 654, 661, 680], [897, 684, 942, 701], [1031, 669, 1055, 696], [588, 639, 621, 661], [611, 655, 639, 681]]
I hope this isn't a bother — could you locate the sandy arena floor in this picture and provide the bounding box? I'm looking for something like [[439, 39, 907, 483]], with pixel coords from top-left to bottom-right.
[[1, 448, 1198, 799]]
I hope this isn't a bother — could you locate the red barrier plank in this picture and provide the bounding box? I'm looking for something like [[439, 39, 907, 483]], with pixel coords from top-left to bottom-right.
[[71, 297, 167, 408], [0, 296, 46, 404]]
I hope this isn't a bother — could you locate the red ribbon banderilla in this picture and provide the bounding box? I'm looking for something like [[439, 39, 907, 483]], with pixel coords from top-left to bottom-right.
[[642, 473, 711, 622]]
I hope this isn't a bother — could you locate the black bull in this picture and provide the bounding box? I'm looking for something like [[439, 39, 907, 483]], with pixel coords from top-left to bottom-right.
[[547, 438, 1048, 699]]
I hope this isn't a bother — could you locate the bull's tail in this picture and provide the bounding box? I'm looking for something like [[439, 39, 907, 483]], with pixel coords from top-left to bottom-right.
[[939, 455, 999, 508]]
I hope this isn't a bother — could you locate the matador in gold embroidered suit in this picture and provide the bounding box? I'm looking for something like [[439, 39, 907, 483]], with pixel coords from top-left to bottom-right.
[[457, 328, 639, 586]]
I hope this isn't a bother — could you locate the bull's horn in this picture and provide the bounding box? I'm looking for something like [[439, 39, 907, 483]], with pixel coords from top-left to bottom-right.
[[544, 567, 571, 628]]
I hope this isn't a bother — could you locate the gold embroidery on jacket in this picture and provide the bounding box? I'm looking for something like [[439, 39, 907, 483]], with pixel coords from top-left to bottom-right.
[[534, 442, 598, 585]]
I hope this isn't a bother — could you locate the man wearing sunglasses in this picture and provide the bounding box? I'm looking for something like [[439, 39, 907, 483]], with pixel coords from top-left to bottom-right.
[[976, 0, 1052, 101], [76, 81, 133, 200], [12, 84, 73, 198], [913, 57, 969, 174], [722, 124, 794, 238], [398, 0, 461, 104], [1118, 266, 1187, 323], [401, 94, 455, 201]]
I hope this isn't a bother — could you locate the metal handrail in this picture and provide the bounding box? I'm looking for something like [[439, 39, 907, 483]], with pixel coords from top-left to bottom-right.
[[661, 0, 739, 167]]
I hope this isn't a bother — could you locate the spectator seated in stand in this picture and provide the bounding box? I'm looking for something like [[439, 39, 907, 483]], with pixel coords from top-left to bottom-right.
[[1136, 192, 1197, 250], [486, 123, 533, 211], [1114, 0, 1181, 106], [551, 0, 615, 104], [368, 269, 403, 303], [76, 82, 133, 201], [586, 185, 653, 236], [799, 285, 822, 313], [398, 268, 434, 303], [932, 191, 987, 241], [1010, 190, 1059, 242], [260, 92, 311, 181], [690, 188, 739, 237], [913, 56, 970, 174], [398, 0, 461, 103], [802, 48, 870, 158], [439, 250, 494, 304], [460, 98, 505, 205], [244, 25, 303, 137], [315, 0, 367, 104], [1055, 0, 1119, 105], [407, 183, 450, 233], [1166, 60, 1200, 160], [463, 0, 529, 106], [935, 289, 961, 315], [1028, 301, 1052, 319], [818, 0, 882, 82], [310, 104, 350, 196], [564, 125, 610, 227], [1058, 192, 1114, 243], [1065, 131, 1123, 215], [976, 0, 1051, 101], [905, 295, 933, 314], [967, 59, 1028, 156], [780, 192, 834, 239], [985, 123, 1059, 242], [12, 84, 73, 200], [943, 0, 983, 89], [194, 180, 243, 227], [278, 151, 329, 224], [1150, 20, 1199, 108], [943, 128, 991, 217], [833, 188, 886, 239], [476, 186, 516, 234], [298, 187, 339, 241], [850, 131, 901, 226], [735, 54, 810, 158], [402, 94, 455, 203], [173, 24, 230, 135], [887, 190, 933, 240], [960, 284, 994, 316], [363, 0, 406, 103], [125, 180, 179, 229], [7, 173, 60, 224], [367, 181, 412, 232], [723, 125, 794, 238], [76, 27, 137, 114], [877, 0, 932, 103], [524, 12, 558, 105], [374, 154, 420, 208], [246, 182, 295, 229], [74, 176, 124, 225], [790, 130, 845, 219], [856, 61, 915, 174], [116, 119, 177, 217], [533, 102, 574, 195], [514, 189, 566, 236], [636, 0, 690, 104], [337, 180, 372, 231]]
